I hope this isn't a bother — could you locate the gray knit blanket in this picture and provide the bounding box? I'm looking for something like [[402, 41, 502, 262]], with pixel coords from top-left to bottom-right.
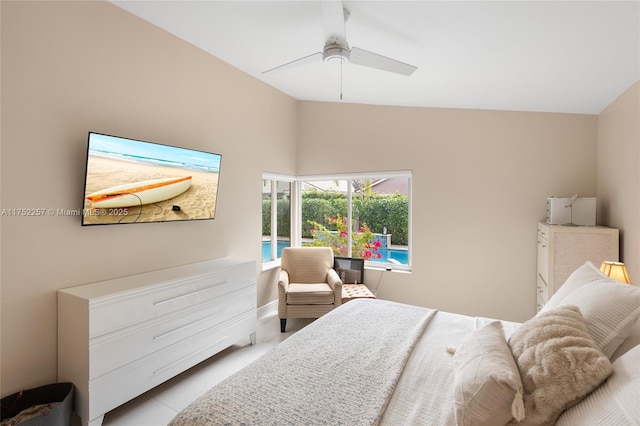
[[169, 299, 436, 426]]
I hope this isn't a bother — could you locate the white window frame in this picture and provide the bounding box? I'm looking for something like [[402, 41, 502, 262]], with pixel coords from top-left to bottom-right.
[[262, 170, 412, 272], [262, 173, 296, 270]]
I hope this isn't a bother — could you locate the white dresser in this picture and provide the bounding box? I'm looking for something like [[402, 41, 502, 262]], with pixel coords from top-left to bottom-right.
[[537, 222, 619, 311], [57, 257, 257, 426]]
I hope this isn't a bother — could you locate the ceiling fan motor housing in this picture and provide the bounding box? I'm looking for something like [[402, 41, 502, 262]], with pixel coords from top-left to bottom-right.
[[323, 43, 350, 63]]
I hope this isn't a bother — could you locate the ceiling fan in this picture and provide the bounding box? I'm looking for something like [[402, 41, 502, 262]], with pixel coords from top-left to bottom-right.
[[262, 1, 418, 77]]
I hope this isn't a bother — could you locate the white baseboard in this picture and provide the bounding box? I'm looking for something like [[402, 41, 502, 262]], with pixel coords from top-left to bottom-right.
[[257, 299, 278, 320]]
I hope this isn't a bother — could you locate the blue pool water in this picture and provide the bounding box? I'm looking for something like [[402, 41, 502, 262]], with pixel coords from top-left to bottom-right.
[[262, 240, 408, 265], [262, 240, 290, 261], [371, 247, 409, 265]]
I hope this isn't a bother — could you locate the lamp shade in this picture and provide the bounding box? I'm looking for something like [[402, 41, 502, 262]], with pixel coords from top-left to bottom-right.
[[599, 261, 631, 284]]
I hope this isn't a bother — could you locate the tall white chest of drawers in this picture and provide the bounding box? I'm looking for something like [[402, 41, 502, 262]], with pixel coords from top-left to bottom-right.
[[537, 223, 619, 311], [57, 257, 257, 426]]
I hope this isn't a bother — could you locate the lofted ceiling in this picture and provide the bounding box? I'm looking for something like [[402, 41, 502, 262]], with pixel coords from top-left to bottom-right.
[[112, 1, 640, 114]]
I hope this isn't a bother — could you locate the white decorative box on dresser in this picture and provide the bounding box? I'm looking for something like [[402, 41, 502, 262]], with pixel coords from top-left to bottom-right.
[[537, 222, 619, 311], [57, 257, 257, 426]]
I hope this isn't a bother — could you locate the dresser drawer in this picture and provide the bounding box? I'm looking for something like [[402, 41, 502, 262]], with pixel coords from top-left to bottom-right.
[[536, 290, 546, 312], [537, 239, 549, 285], [536, 275, 548, 305], [89, 286, 256, 379], [537, 224, 548, 238], [89, 265, 254, 338], [87, 310, 256, 419]]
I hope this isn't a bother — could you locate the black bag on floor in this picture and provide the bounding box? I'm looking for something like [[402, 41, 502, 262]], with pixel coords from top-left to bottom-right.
[[0, 383, 73, 426]]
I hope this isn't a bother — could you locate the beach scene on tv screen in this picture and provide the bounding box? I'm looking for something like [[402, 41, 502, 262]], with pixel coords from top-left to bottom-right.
[[82, 133, 221, 225]]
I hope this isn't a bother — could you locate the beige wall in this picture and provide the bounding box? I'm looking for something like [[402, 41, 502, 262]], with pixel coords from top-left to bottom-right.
[[0, 1, 297, 395], [597, 82, 640, 280], [298, 102, 598, 322]]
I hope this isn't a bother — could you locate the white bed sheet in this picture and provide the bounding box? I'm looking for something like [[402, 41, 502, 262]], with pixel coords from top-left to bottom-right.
[[381, 310, 521, 425]]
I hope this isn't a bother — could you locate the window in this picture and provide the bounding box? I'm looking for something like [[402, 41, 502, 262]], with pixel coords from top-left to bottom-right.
[[299, 171, 411, 270], [262, 171, 411, 271], [262, 174, 294, 265]]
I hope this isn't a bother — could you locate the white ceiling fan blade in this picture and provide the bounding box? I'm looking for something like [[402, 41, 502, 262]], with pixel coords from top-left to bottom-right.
[[350, 47, 417, 76], [321, 0, 347, 45], [262, 52, 322, 75]]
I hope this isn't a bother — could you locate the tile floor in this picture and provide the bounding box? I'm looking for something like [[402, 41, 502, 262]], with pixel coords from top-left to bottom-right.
[[96, 310, 313, 426]]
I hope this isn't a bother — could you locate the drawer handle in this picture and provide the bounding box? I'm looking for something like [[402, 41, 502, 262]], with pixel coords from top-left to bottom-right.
[[153, 307, 227, 340], [153, 281, 228, 306], [153, 336, 228, 375]]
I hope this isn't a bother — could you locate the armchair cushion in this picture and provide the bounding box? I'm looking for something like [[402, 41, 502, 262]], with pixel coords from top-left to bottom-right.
[[287, 283, 335, 305]]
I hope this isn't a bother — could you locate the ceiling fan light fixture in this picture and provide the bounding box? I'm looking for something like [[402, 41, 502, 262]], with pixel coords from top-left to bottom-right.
[[323, 43, 350, 64]]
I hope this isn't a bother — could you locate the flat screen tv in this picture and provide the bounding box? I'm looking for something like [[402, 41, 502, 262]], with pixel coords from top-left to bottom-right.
[[81, 132, 221, 226]]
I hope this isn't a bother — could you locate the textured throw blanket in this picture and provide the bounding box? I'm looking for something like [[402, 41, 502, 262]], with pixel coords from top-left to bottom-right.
[[170, 299, 435, 426]]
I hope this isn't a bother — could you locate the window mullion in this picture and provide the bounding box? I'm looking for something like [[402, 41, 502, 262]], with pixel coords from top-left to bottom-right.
[[291, 180, 301, 247], [347, 179, 353, 258], [407, 177, 412, 267], [270, 181, 277, 260]]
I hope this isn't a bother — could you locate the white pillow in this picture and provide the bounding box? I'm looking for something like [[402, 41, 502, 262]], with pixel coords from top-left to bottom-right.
[[611, 316, 640, 362], [453, 321, 525, 426], [540, 261, 640, 358], [556, 343, 640, 425]]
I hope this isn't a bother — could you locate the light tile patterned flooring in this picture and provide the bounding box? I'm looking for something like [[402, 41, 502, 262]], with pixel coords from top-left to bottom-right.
[[95, 311, 313, 426]]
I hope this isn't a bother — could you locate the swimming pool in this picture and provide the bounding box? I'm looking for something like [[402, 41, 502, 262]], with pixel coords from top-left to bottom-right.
[[262, 240, 408, 265], [262, 240, 290, 261]]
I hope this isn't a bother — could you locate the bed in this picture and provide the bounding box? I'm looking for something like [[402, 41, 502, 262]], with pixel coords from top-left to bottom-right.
[[169, 261, 640, 426]]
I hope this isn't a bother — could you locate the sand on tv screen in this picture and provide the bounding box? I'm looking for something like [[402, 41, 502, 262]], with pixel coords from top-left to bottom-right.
[[81, 132, 221, 226]]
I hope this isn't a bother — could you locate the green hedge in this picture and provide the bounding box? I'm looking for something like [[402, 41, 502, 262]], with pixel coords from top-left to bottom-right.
[[262, 192, 408, 246]]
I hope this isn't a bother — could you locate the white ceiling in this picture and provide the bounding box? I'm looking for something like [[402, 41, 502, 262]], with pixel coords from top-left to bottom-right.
[[112, 1, 639, 114]]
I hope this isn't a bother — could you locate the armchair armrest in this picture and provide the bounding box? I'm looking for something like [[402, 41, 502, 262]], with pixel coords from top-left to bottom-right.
[[278, 269, 290, 289], [327, 268, 342, 288], [327, 268, 343, 306]]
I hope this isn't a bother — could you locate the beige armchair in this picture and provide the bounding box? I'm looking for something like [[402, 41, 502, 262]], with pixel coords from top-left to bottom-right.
[[278, 247, 343, 332]]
